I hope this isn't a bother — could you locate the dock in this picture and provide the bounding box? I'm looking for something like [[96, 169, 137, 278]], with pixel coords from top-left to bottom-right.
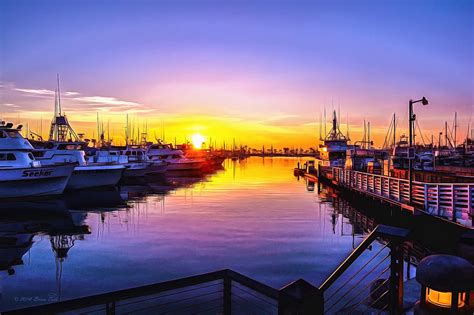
[[296, 162, 474, 227]]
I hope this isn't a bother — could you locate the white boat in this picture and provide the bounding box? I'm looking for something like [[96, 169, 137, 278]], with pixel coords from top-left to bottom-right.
[[0, 123, 74, 198], [121, 146, 168, 175], [146, 143, 205, 171], [33, 142, 125, 190], [88, 149, 152, 178]]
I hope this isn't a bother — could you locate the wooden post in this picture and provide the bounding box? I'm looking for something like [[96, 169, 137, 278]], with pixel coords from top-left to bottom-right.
[[388, 178, 392, 199], [389, 242, 404, 314], [451, 184, 456, 222], [423, 184, 428, 211]]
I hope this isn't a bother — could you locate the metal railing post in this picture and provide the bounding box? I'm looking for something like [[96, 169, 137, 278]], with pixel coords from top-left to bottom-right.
[[223, 274, 231, 315], [106, 301, 115, 315]]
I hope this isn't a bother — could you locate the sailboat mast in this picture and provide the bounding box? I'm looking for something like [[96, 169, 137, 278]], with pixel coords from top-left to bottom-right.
[[363, 119, 366, 148], [445, 121, 448, 148], [368, 121, 371, 148], [125, 114, 129, 145], [454, 112, 457, 148], [393, 113, 396, 148]]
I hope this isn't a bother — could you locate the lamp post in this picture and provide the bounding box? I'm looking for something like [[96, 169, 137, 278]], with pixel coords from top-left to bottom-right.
[[408, 97, 428, 205]]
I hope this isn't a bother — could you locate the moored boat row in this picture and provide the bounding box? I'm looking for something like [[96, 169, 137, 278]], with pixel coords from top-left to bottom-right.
[[0, 121, 225, 199], [0, 80, 225, 199]]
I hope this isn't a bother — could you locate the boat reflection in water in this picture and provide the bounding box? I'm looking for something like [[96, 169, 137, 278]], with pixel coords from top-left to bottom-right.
[[0, 200, 89, 304]]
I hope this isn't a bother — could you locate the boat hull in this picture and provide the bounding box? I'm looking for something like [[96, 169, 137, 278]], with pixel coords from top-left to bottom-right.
[[123, 162, 152, 178], [0, 164, 74, 198], [67, 165, 124, 190], [210, 156, 226, 166], [166, 161, 204, 171], [146, 162, 168, 175]]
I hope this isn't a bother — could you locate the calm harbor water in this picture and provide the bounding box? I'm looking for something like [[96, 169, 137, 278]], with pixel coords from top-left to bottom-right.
[[0, 157, 374, 311]]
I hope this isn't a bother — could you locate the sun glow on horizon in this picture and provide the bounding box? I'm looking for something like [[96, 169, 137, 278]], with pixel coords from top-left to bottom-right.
[[191, 133, 205, 149]]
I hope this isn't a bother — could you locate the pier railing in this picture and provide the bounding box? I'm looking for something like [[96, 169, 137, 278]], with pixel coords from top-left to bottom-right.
[[331, 167, 474, 224], [319, 225, 409, 314], [4, 269, 323, 315], [4, 269, 273, 314]]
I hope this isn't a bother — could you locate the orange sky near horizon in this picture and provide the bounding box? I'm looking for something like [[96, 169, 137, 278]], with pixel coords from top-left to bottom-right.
[[1, 104, 470, 150]]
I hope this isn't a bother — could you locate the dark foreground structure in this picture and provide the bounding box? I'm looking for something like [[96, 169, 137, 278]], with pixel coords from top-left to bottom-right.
[[5, 224, 473, 315]]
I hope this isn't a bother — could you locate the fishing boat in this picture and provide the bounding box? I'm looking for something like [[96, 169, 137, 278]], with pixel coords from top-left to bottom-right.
[[0, 122, 74, 198], [88, 149, 152, 178], [33, 141, 125, 189], [177, 144, 226, 169], [146, 143, 205, 171], [345, 146, 385, 174], [32, 77, 124, 189], [317, 110, 348, 167], [121, 145, 168, 175]]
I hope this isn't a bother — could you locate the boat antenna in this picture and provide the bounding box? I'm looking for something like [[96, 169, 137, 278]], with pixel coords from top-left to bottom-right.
[[319, 112, 322, 141], [346, 113, 350, 142], [56, 73, 61, 116], [338, 103, 341, 129]]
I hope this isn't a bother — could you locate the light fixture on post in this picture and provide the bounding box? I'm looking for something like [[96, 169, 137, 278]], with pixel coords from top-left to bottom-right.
[[415, 255, 473, 314], [408, 97, 428, 205]]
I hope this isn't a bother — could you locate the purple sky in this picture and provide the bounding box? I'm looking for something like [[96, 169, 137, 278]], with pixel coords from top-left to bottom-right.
[[0, 0, 473, 146]]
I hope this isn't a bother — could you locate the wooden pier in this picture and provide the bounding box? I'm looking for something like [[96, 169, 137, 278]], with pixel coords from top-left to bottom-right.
[[329, 167, 473, 225], [298, 163, 474, 227]]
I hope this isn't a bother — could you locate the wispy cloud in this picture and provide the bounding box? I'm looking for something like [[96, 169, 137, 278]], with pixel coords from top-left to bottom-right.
[[1, 103, 20, 108], [4, 84, 152, 115], [14, 88, 79, 97], [73, 96, 140, 107], [14, 88, 55, 95]]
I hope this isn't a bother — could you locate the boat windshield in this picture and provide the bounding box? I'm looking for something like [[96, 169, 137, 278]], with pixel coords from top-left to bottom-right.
[[0, 130, 20, 138], [6, 131, 20, 138]]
